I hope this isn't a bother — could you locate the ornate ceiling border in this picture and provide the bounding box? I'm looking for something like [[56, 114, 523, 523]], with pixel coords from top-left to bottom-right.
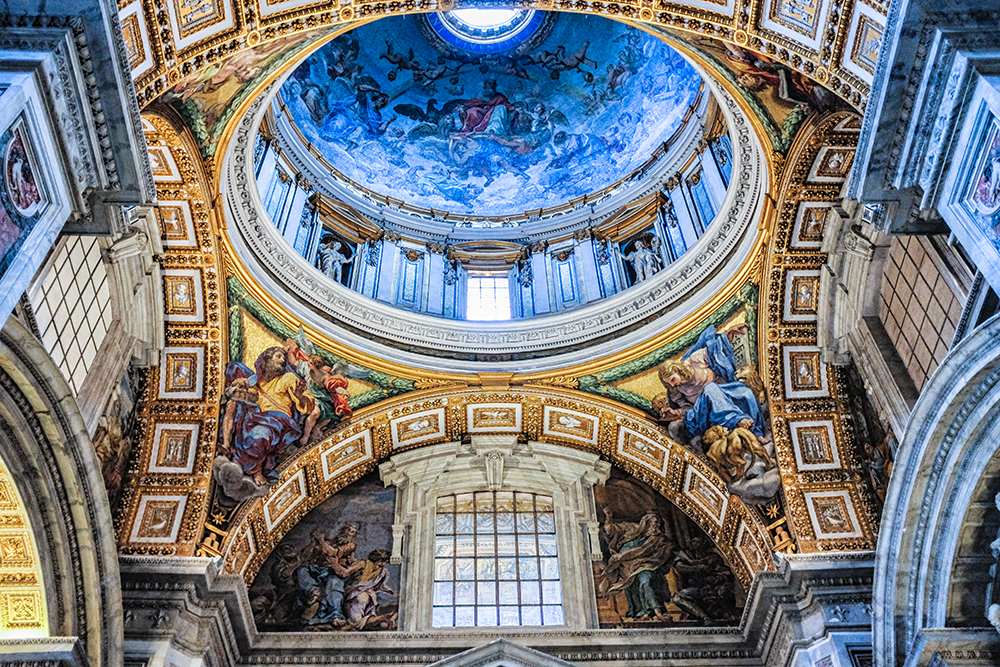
[[761, 110, 880, 553], [117, 112, 227, 559], [122, 1, 882, 115]]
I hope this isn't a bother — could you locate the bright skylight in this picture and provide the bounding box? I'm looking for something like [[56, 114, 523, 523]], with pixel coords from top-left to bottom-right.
[[467, 276, 511, 321], [448, 8, 520, 29]]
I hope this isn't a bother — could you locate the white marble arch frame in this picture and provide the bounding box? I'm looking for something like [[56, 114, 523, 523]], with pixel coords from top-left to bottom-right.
[[0, 318, 123, 667], [874, 315, 1000, 665], [218, 47, 769, 374], [379, 437, 610, 631]]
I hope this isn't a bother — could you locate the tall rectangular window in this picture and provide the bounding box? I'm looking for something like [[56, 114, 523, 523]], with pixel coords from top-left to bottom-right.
[[466, 276, 511, 321], [432, 492, 563, 628]]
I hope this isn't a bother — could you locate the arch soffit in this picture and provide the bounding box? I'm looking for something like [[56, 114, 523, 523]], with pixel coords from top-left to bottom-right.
[[0, 442, 47, 637], [873, 314, 1000, 666], [219, 385, 776, 591], [0, 318, 122, 667]]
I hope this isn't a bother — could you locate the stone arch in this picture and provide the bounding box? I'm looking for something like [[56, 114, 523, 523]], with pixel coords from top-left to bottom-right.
[[0, 318, 121, 667], [219, 386, 775, 592], [873, 314, 1000, 665]]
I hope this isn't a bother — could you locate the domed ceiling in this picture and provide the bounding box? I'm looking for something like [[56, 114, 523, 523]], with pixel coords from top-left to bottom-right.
[[280, 12, 703, 216]]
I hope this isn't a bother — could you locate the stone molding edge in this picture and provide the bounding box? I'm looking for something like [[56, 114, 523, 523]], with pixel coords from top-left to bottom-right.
[[874, 313, 1000, 665], [0, 318, 122, 667], [221, 73, 765, 365], [118, 553, 872, 666]]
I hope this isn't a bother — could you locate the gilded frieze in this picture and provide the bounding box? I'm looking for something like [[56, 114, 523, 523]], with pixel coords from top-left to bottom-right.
[[118, 113, 225, 557], [762, 110, 880, 552], [0, 457, 46, 635]]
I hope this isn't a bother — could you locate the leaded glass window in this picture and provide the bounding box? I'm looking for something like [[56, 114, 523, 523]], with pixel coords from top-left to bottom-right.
[[432, 491, 564, 628]]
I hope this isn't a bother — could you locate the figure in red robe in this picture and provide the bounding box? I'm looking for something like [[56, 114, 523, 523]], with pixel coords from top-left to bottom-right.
[[457, 80, 516, 136]]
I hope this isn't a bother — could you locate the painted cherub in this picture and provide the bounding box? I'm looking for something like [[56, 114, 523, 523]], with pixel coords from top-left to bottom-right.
[[284, 327, 353, 444]]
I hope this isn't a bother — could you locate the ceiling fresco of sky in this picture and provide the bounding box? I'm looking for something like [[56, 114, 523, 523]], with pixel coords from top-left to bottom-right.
[[280, 12, 703, 216]]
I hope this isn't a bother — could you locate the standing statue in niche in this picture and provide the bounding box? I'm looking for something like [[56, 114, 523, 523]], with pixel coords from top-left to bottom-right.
[[618, 237, 663, 283], [319, 237, 351, 283]]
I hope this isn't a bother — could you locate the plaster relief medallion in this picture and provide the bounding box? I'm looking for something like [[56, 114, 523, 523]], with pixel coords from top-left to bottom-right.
[[158, 347, 204, 399], [804, 490, 862, 539], [121, 13, 146, 68], [157, 201, 197, 247], [617, 427, 669, 476], [791, 203, 830, 248], [149, 423, 200, 473], [683, 465, 727, 525], [592, 468, 742, 627], [790, 421, 839, 471], [229, 528, 255, 577], [736, 521, 766, 574], [783, 346, 828, 398], [850, 14, 883, 74], [0, 591, 41, 628], [808, 146, 855, 183], [0, 534, 31, 567], [391, 408, 446, 448], [264, 469, 307, 531], [163, 269, 204, 322], [766, 0, 824, 40], [542, 406, 597, 444], [320, 429, 373, 481], [130, 495, 187, 543], [784, 270, 820, 321], [467, 403, 521, 432], [248, 472, 398, 631], [173, 0, 223, 37], [147, 145, 182, 182], [166, 354, 197, 391]]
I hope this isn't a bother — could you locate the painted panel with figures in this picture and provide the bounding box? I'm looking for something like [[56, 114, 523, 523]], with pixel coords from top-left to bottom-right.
[[202, 277, 418, 548], [0, 117, 47, 279], [279, 13, 702, 215], [577, 282, 796, 552], [248, 472, 399, 631], [592, 468, 742, 628], [93, 364, 146, 512]]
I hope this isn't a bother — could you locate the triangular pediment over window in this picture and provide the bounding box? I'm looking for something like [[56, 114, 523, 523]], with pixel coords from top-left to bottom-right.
[[428, 639, 578, 667]]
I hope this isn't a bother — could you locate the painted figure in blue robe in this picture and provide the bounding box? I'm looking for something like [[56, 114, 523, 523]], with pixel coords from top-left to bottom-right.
[[295, 524, 366, 627], [221, 346, 315, 487], [655, 324, 766, 442]]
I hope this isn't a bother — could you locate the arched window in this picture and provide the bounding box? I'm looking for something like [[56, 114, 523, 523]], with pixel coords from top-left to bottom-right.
[[432, 491, 563, 627], [380, 436, 610, 631]]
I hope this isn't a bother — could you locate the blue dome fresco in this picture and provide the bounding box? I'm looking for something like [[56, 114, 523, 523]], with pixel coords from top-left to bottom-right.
[[281, 12, 703, 216]]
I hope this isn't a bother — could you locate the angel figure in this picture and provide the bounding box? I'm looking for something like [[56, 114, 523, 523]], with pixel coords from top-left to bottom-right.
[[284, 326, 354, 444]]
